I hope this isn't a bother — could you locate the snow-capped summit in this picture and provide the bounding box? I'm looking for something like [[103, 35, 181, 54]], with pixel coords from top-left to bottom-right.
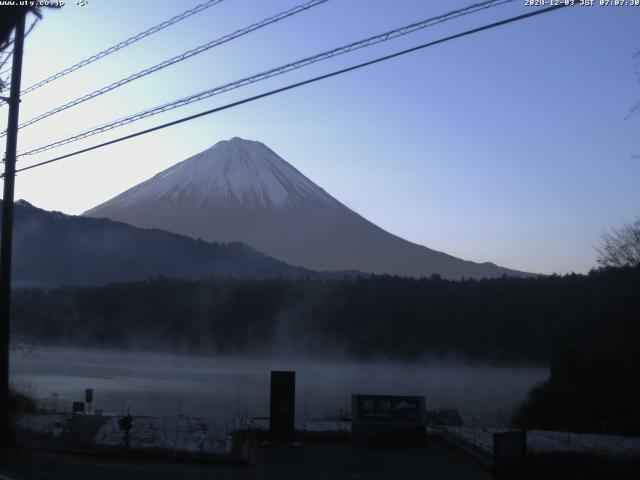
[[99, 137, 337, 210], [84, 138, 531, 279]]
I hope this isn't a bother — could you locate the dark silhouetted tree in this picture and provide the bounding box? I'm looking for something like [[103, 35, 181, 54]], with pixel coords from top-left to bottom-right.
[[596, 217, 640, 268]]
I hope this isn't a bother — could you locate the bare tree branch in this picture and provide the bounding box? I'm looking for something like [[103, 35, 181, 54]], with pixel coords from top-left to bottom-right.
[[596, 218, 640, 268]]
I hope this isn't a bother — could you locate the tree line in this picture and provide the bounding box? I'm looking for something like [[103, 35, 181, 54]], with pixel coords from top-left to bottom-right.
[[12, 266, 640, 363]]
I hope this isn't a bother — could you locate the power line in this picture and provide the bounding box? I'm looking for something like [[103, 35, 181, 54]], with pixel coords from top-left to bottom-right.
[[11, 3, 573, 177], [0, 19, 37, 99], [0, 15, 36, 74], [0, 51, 13, 73], [0, 58, 11, 73], [0, 38, 14, 56], [20, 0, 227, 96], [1, 54, 14, 100], [24, 17, 39, 38], [18, 0, 514, 157], [4, 0, 329, 137], [0, 75, 11, 98]]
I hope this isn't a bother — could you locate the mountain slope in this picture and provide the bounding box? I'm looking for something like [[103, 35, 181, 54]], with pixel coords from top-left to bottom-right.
[[84, 137, 533, 279], [3, 200, 329, 287]]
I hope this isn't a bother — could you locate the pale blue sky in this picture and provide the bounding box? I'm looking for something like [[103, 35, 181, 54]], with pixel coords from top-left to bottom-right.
[[2, 0, 639, 274]]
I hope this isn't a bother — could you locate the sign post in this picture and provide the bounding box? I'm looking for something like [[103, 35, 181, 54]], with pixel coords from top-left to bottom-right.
[[269, 371, 295, 444], [84, 388, 93, 415], [351, 394, 426, 446], [118, 409, 133, 451], [72, 401, 85, 415]]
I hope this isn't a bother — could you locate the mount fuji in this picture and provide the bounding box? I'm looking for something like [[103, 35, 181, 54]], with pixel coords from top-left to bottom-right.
[[84, 137, 530, 279]]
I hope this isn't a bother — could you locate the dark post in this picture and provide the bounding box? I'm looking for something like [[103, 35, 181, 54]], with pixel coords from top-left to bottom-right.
[[118, 410, 133, 451], [269, 370, 295, 444], [0, 11, 26, 447], [85, 388, 93, 415]]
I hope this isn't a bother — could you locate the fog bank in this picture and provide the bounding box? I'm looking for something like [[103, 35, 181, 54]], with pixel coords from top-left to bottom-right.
[[11, 347, 548, 426]]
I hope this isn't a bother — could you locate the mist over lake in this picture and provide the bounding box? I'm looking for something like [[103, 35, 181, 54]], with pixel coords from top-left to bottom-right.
[[11, 347, 547, 424]]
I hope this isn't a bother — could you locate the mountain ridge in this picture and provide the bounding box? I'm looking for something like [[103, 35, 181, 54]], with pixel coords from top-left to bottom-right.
[[3, 199, 353, 287], [84, 137, 535, 279]]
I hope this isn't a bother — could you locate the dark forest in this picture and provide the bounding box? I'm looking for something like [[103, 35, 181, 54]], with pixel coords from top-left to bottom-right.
[[13, 266, 639, 362]]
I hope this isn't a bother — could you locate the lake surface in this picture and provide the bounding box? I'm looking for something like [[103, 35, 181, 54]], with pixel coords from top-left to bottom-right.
[[11, 347, 548, 426]]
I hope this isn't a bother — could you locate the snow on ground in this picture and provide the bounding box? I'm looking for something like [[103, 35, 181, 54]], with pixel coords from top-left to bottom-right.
[[18, 414, 640, 459], [245, 418, 351, 433], [442, 426, 640, 458], [16, 414, 70, 438], [95, 416, 234, 455], [17, 414, 350, 456]]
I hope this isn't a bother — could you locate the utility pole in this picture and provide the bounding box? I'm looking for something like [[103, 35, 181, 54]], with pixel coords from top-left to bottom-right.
[[0, 11, 26, 447]]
